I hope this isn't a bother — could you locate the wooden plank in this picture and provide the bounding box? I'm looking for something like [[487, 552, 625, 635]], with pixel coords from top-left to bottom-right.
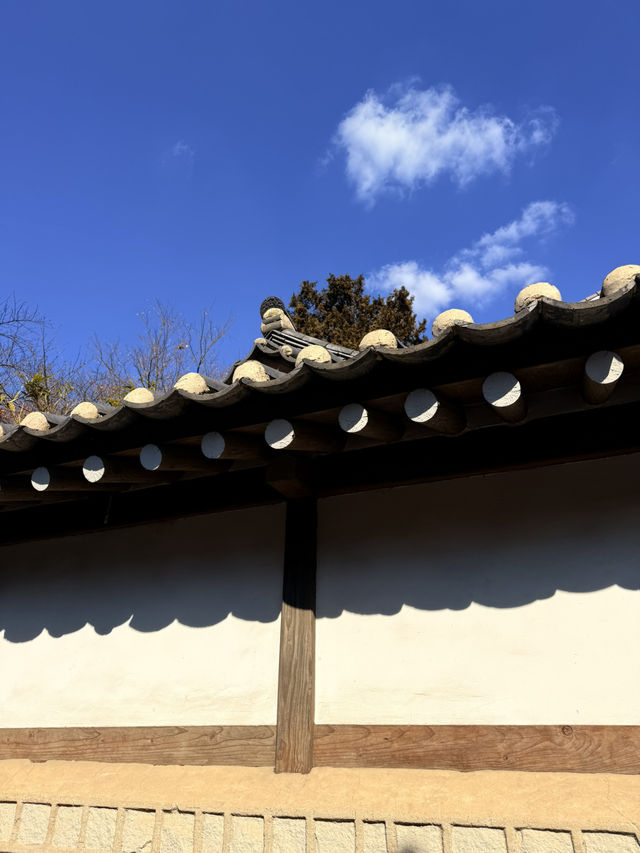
[[3, 723, 636, 773], [313, 725, 640, 774], [275, 498, 317, 773], [0, 725, 276, 766]]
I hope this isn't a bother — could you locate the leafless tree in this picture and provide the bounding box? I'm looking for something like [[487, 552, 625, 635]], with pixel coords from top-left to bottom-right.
[[19, 324, 88, 417], [0, 297, 231, 421], [0, 304, 89, 422], [89, 301, 230, 406], [0, 295, 44, 420]]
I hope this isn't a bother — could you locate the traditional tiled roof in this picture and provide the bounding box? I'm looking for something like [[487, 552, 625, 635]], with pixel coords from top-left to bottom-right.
[[0, 265, 637, 450], [0, 265, 639, 541]]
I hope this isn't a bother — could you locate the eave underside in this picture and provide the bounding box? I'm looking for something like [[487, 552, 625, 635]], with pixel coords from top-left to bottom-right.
[[1, 287, 640, 545]]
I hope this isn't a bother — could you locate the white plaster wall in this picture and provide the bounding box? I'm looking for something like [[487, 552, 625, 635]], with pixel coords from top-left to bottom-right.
[[0, 504, 284, 726], [316, 455, 640, 724]]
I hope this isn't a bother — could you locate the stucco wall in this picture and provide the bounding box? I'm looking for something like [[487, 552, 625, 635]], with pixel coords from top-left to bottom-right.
[[0, 505, 284, 726], [316, 455, 640, 724]]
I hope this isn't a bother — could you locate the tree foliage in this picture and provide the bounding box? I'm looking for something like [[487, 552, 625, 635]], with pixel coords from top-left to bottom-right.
[[288, 274, 426, 349], [0, 298, 230, 422]]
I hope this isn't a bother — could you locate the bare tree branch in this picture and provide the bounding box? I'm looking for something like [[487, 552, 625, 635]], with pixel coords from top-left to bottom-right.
[[89, 300, 231, 405], [0, 296, 44, 419], [0, 297, 231, 421]]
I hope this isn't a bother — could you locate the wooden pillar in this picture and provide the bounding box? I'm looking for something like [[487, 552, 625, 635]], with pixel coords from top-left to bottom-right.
[[275, 498, 317, 773]]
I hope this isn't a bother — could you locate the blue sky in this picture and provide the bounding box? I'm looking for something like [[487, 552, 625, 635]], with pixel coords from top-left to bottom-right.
[[1, 1, 638, 369]]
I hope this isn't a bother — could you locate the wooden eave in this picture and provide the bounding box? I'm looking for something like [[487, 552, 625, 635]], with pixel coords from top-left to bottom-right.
[[1, 283, 640, 545]]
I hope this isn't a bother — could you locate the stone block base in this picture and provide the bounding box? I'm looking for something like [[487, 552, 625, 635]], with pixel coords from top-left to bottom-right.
[[0, 761, 637, 852]]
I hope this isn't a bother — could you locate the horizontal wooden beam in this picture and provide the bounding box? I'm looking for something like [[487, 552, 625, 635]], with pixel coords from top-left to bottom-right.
[[0, 467, 282, 545], [4, 400, 640, 544], [313, 724, 640, 774], [83, 455, 176, 484], [403, 388, 465, 434], [0, 469, 117, 500], [2, 723, 636, 773], [313, 399, 640, 497], [265, 418, 344, 453], [139, 443, 211, 472], [201, 430, 267, 461], [266, 456, 315, 498], [0, 725, 276, 766], [338, 403, 403, 442]]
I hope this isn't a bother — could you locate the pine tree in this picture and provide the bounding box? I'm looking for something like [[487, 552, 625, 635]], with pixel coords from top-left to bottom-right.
[[288, 275, 426, 350]]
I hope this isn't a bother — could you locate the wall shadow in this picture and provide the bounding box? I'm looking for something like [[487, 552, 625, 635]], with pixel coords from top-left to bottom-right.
[[316, 455, 640, 619], [0, 504, 284, 643], [2, 456, 640, 644]]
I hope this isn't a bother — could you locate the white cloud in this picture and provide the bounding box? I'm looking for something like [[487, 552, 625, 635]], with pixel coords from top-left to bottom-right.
[[334, 85, 557, 203], [368, 201, 573, 318], [171, 140, 195, 159], [159, 140, 195, 180]]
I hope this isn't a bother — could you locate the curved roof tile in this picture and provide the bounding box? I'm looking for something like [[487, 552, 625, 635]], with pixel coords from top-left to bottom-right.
[[0, 275, 638, 458]]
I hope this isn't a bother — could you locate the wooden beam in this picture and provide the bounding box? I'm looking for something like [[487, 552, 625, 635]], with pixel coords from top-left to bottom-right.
[[313, 724, 640, 774], [266, 456, 315, 499], [582, 350, 624, 404], [139, 443, 211, 472], [82, 454, 178, 484], [0, 722, 635, 773], [201, 430, 267, 461], [0, 485, 99, 503], [482, 372, 526, 423], [0, 475, 68, 500], [338, 403, 403, 442], [312, 401, 640, 498], [0, 468, 282, 547], [265, 419, 344, 453], [4, 401, 640, 546], [403, 389, 465, 434], [30, 466, 115, 492], [275, 498, 317, 773], [0, 725, 275, 766]]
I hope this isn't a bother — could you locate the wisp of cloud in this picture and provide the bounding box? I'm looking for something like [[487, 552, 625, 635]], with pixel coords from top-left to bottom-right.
[[159, 139, 196, 182], [368, 201, 574, 318], [335, 84, 558, 203]]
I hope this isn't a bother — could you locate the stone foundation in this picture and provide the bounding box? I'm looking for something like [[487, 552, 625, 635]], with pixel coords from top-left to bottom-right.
[[0, 761, 637, 853]]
